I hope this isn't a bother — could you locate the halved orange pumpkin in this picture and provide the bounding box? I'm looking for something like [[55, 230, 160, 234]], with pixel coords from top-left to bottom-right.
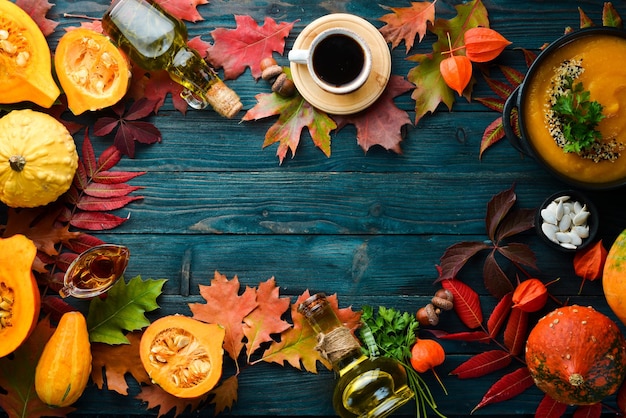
[[140, 315, 225, 398], [0, 0, 60, 107], [54, 28, 130, 115], [0, 234, 40, 358]]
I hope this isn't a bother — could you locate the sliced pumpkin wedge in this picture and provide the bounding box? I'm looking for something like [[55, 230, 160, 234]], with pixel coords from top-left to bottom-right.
[[0, 0, 60, 108], [55, 28, 131, 115]]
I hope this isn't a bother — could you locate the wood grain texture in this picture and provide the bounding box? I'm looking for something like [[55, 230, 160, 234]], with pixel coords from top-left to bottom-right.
[[2, 0, 625, 417]]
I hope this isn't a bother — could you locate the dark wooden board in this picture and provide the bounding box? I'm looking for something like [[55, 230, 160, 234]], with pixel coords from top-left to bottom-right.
[[2, 0, 626, 417]]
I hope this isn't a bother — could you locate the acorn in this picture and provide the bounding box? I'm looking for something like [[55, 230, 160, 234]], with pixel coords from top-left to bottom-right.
[[260, 57, 296, 97]]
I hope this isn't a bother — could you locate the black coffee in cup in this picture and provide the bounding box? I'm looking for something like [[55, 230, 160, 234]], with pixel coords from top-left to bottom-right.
[[312, 34, 365, 87]]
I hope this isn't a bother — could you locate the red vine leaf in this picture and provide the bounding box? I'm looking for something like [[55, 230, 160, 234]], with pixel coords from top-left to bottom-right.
[[378, 1, 437, 53], [486, 184, 517, 242], [503, 307, 528, 356], [207, 16, 297, 80], [450, 350, 512, 379], [483, 251, 514, 298], [487, 292, 512, 337], [437, 241, 490, 281], [497, 242, 538, 270], [94, 98, 162, 158], [495, 208, 536, 241], [471, 366, 534, 413], [333, 75, 414, 153], [441, 279, 483, 329], [535, 394, 568, 418]]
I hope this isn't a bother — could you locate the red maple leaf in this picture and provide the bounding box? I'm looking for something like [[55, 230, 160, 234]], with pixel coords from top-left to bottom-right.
[[16, 0, 58, 36], [207, 16, 297, 80], [333, 76, 415, 153], [155, 0, 208, 22], [93, 98, 162, 158]]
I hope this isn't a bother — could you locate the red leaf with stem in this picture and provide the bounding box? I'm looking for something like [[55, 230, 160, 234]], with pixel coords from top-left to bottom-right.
[[471, 366, 534, 413], [487, 292, 512, 337], [428, 329, 491, 343], [503, 307, 528, 356], [441, 279, 483, 329], [497, 242, 538, 270], [450, 350, 512, 379], [479, 116, 505, 159], [535, 394, 568, 418], [573, 240, 607, 293], [495, 208, 536, 241]]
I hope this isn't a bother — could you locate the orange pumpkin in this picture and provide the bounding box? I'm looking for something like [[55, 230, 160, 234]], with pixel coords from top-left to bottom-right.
[[54, 28, 130, 115], [525, 305, 626, 405], [0, 234, 40, 358], [140, 315, 225, 398], [603, 228, 626, 325], [0, 0, 60, 107]]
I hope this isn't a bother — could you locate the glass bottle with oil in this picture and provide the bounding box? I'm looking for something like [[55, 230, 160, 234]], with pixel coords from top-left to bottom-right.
[[102, 0, 242, 118], [298, 293, 414, 418]]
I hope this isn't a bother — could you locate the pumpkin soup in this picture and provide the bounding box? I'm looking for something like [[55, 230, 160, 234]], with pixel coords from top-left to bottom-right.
[[523, 33, 626, 184]]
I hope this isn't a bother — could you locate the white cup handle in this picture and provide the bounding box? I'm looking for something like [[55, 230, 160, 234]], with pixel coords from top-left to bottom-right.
[[288, 49, 310, 64]]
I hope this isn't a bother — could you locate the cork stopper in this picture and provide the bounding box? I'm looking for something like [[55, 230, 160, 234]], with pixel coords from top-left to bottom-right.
[[205, 80, 243, 118]]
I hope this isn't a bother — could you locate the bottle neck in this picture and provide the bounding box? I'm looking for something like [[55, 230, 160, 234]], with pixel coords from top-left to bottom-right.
[[298, 293, 365, 371]]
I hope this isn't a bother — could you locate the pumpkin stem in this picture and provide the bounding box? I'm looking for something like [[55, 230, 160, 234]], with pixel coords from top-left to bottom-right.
[[569, 373, 585, 386], [9, 155, 26, 172]]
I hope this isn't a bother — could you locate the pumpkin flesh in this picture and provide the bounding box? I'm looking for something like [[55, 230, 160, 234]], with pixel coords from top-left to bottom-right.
[[0, 0, 60, 107], [35, 311, 92, 407], [0, 109, 78, 208], [140, 315, 225, 398], [603, 228, 626, 326], [54, 28, 131, 115], [0, 234, 40, 358], [525, 305, 626, 405]]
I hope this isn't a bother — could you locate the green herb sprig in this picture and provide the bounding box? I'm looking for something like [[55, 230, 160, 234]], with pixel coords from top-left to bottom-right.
[[552, 78, 605, 153], [360, 305, 446, 418]]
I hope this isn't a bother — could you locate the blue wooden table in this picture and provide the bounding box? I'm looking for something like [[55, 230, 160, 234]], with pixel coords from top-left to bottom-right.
[[3, 0, 626, 417]]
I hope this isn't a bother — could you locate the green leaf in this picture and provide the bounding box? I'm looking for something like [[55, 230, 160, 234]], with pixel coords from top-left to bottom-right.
[[87, 275, 167, 344]]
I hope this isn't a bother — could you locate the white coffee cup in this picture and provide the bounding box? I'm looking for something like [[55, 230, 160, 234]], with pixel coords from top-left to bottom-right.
[[288, 27, 372, 95]]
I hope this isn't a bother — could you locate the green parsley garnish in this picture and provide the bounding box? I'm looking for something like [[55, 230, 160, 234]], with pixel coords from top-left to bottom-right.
[[360, 305, 446, 418], [552, 77, 605, 153]]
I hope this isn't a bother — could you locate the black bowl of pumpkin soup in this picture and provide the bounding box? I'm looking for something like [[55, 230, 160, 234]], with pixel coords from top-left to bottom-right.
[[504, 27, 626, 190]]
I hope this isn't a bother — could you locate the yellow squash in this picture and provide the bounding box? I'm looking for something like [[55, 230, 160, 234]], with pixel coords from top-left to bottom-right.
[[35, 311, 92, 407], [0, 109, 78, 208]]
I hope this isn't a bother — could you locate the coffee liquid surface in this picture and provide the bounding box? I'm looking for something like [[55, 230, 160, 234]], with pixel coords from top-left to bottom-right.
[[312, 34, 365, 87]]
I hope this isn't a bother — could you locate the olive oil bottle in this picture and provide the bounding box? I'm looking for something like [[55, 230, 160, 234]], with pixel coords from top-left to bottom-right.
[[298, 293, 414, 418], [102, 0, 242, 118]]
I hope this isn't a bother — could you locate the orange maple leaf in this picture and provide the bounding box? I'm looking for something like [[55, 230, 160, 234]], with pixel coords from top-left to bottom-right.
[[136, 384, 206, 417], [256, 290, 362, 373], [379, 1, 437, 53], [91, 332, 151, 395], [188, 271, 258, 363], [242, 277, 291, 361]]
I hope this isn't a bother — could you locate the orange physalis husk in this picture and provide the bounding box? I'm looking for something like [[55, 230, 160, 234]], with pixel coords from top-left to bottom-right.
[[573, 239, 607, 294], [511, 278, 548, 313], [440, 55, 472, 96], [464, 27, 512, 63], [410, 338, 448, 394]]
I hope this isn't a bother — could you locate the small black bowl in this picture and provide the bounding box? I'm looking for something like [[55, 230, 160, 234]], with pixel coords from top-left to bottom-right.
[[535, 190, 599, 253]]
